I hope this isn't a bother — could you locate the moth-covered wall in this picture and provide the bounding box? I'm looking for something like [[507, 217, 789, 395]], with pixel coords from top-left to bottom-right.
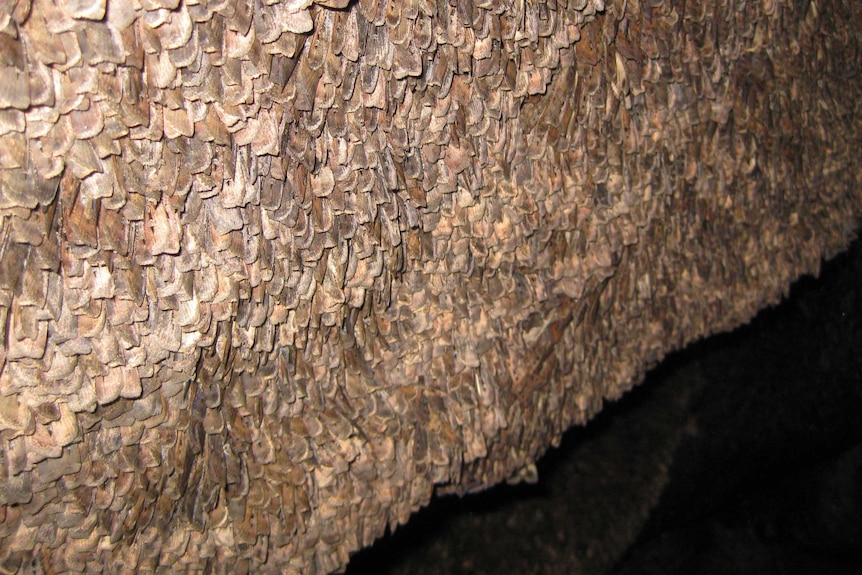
[[0, 0, 860, 573]]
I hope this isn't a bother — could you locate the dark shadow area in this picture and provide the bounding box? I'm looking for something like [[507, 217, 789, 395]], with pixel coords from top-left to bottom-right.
[[347, 235, 862, 575]]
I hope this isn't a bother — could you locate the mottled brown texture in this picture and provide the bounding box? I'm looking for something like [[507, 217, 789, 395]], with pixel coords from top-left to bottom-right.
[[0, 0, 860, 573]]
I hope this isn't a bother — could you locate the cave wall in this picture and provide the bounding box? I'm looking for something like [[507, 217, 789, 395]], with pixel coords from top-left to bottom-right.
[[0, 0, 861, 573]]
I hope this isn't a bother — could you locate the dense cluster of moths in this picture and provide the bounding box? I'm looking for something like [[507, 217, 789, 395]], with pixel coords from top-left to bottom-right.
[[0, 0, 860, 572]]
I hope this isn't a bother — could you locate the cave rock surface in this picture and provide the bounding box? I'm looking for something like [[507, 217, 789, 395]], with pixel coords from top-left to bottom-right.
[[0, 0, 860, 573]]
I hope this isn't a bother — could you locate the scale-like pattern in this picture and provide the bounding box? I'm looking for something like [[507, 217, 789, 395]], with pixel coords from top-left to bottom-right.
[[0, 0, 860, 573]]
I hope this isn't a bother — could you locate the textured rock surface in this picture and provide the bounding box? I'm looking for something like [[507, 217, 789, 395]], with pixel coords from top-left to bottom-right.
[[0, 0, 860, 573], [346, 237, 862, 575]]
